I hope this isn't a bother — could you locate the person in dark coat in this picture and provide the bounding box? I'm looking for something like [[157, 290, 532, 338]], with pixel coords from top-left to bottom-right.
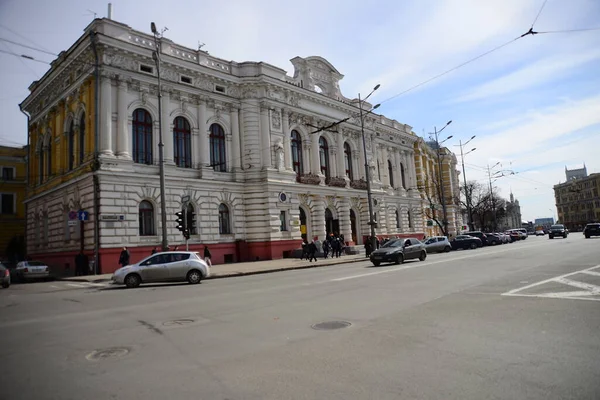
[[300, 239, 308, 260], [151, 247, 158, 255], [75, 252, 89, 276], [364, 239, 373, 258], [118, 247, 130, 268], [322, 239, 330, 259], [203, 245, 212, 267], [307, 241, 318, 262]]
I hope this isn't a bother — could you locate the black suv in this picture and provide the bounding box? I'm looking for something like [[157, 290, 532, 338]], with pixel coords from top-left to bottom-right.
[[464, 231, 487, 246], [583, 223, 600, 238], [548, 224, 568, 239]]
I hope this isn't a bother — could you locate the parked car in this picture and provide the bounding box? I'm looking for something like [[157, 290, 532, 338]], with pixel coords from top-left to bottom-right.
[[0, 262, 10, 288], [464, 231, 487, 246], [112, 251, 211, 288], [548, 224, 568, 239], [535, 230, 545, 236], [485, 233, 502, 246], [506, 229, 526, 241], [15, 260, 51, 281], [423, 236, 452, 253], [369, 238, 427, 266], [450, 235, 482, 250], [583, 223, 600, 238]]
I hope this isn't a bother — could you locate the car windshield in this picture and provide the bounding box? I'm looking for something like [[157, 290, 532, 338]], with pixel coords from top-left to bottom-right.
[[382, 239, 403, 248], [551, 225, 564, 229], [28, 261, 46, 266]]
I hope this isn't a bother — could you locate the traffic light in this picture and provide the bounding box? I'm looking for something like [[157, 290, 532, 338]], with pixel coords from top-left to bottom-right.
[[189, 210, 197, 234], [175, 211, 186, 232]]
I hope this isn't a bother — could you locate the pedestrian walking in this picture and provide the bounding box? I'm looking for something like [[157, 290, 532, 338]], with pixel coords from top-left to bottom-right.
[[203, 245, 212, 267], [300, 239, 308, 260], [173, 245, 179, 251], [118, 247, 130, 268], [307, 240, 318, 262], [322, 239, 330, 259], [365, 238, 373, 258], [151, 247, 158, 255]]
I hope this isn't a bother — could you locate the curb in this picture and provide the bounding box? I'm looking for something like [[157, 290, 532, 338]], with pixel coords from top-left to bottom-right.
[[56, 256, 369, 283], [207, 257, 368, 280]]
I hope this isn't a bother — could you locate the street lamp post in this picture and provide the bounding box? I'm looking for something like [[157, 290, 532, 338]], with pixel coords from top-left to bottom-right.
[[358, 84, 380, 252], [455, 136, 476, 231], [486, 162, 501, 232], [432, 121, 452, 236], [151, 22, 169, 251]]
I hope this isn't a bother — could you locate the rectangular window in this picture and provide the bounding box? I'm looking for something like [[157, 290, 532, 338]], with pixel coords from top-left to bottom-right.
[[140, 64, 154, 74], [2, 167, 15, 180], [215, 85, 225, 93], [180, 76, 192, 84], [280, 211, 287, 231], [1, 193, 15, 214]]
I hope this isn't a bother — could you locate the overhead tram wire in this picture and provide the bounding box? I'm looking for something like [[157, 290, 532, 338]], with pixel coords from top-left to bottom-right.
[[530, 0, 548, 29]]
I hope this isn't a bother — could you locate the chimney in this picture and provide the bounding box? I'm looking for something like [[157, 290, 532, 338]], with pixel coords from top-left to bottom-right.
[[108, 3, 113, 19]]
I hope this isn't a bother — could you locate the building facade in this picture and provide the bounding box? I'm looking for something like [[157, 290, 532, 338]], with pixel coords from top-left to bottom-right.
[[0, 145, 27, 262], [413, 138, 462, 238], [554, 167, 600, 231], [500, 192, 522, 230], [21, 18, 425, 274]]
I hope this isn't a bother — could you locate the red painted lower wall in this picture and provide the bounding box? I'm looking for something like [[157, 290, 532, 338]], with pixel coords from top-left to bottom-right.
[[29, 239, 304, 275]]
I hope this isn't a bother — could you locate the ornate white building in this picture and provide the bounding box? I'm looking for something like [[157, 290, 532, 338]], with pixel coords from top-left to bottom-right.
[[21, 17, 424, 273]]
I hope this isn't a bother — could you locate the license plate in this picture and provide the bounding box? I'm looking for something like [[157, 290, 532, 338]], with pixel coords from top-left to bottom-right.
[[373, 256, 381, 260]]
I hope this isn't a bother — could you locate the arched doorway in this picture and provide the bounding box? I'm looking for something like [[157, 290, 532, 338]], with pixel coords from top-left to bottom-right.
[[299, 207, 308, 241], [350, 209, 358, 244], [325, 208, 339, 236]]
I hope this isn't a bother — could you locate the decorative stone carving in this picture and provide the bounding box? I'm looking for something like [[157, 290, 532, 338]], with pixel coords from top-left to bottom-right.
[[270, 109, 282, 132], [299, 173, 321, 185], [350, 179, 367, 190], [227, 86, 240, 98], [242, 87, 259, 98], [194, 77, 213, 91], [274, 139, 284, 170], [328, 177, 346, 188], [298, 193, 309, 206], [162, 68, 178, 82], [104, 54, 138, 71]]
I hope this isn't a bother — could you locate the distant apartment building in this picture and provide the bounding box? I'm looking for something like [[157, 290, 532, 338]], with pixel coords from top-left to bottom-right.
[[0, 145, 27, 261], [554, 166, 600, 231]]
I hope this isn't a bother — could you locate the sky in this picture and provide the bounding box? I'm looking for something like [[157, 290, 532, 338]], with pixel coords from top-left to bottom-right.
[[1, 0, 599, 222]]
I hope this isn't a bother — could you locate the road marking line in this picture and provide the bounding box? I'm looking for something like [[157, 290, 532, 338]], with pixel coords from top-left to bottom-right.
[[50, 285, 59, 288], [328, 242, 549, 282], [554, 277, 600, 293], [503, 265, 600, 295], [581, 270, 600, 277], [66, 283, 85, 288]]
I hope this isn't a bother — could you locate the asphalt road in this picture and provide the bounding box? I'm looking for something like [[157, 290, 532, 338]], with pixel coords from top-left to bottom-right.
[[1, 235, 599, 400]]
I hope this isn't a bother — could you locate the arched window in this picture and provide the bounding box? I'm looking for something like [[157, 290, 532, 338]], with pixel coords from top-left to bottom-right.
[[388, 160, 394, 188], [173, 116, 192, 168], [344, 142, 353, 179], [138, 200, 155, 236], [210, 123, 226, 172], [319, 137, 330, 179], [401, 163, 406, 189], [68, 120, 75, 171], [396, 210, 401, 229], [132, 109, 153, 165], [218, 203, 231, 234], [46, 141, 52, 179], [186, 203, 196, 235], [291, 130, 303, 176], [79, 113, 85, 164], [38, 146, 44, 184]]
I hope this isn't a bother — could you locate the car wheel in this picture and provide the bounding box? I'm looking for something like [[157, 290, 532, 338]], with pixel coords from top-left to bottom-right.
[[1, 282, 9, 289], [444, 246, 451, 253], [394, 254, 404, 265], [125, 273, 141, 288], [187, 269, 202, 284], [470, 242, 477, 249], [371, 261, 380, 267], [419, 251, 427, 261], [585, 235, 590, 239], [549, 236, 553, 239]]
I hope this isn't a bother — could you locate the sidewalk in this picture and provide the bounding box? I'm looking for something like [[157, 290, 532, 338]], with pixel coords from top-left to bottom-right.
[[59, 254, 368, 283]]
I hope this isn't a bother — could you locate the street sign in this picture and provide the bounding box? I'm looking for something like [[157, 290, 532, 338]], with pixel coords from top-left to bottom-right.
[[78, 210, 89, 221], [68, 211, 77, 220], [68, 220, 77, 226]]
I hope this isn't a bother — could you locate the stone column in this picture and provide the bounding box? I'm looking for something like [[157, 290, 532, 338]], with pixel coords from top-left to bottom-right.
[[100, 74, 113, 156], [311, 136, 320, 175], [282, 109, 292, 170], [302, 143, 311, 174], [260, 104, 271, 169], [162, 90, 174, 164], [337, 131, 345, 177], [311, 197, 326, 241], [116, 79, 130, 159], [329, 148, 337, 178], [382, 146, 390, 187], [357, 146, 365, 181], [353, 150, 361, 181], [230, 106, 241, 170], [197, 100, 209, 167], [338, 198, 353, 246]]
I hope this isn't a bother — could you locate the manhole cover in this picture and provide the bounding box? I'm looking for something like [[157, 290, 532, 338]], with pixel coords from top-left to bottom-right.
[[162, 319, 195, 327], [311, 321, 352, 330], [86, 347, 130, 361]]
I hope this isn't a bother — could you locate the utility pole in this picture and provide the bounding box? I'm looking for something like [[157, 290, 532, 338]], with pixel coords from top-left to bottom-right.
[[455, 136, 476, 231], [486, 162, 500, 232], [431, 121, 452, 236], [151, 22, 169, 252]]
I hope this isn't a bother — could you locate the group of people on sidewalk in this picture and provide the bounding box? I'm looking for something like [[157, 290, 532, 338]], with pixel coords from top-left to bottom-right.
[[300, 233, 346, 262]]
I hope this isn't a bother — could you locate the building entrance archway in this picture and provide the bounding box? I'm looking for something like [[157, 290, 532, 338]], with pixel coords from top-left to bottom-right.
[[325, 208, 339, 237]]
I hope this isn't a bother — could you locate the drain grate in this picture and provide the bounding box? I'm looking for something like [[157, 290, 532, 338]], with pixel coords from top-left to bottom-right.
[[311, 321, 352, 331], [86, 347, 131, 361], [162, 318, 195, 327]]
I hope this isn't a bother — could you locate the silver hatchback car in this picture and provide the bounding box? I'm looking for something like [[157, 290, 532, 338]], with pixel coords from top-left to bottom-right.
[[112, 251, 210, 288], [423, 236, 452, 253]]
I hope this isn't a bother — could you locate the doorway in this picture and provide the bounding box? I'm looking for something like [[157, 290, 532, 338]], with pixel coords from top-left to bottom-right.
[[350, 209, 358, 244], [325, 208, 339, 236]]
